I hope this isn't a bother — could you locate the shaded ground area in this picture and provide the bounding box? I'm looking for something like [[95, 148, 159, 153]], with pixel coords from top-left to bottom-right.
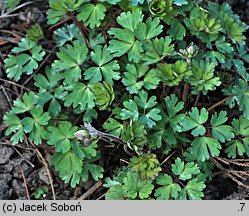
[[0, 0, 248, 200]]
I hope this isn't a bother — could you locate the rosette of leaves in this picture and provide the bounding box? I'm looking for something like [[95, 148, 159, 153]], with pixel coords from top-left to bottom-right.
[[130, 153, 161, 179], [207, 2, 247, 43], [156, 60, 191, 86], [89, 82, 115, 110], [187, 60, 221, 95], [225, 116, 249, 158], [141, 36, 175, 65], [184, 7, 221, 42], [27, 24, 44, 42], [148, 0, 173, 17]]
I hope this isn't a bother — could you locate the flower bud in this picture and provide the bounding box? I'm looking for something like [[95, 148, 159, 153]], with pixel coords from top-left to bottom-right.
[[74, 130, 90, 141]]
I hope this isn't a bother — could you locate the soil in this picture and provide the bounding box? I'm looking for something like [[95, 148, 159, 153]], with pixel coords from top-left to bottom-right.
[[0, 0, 248, 200]]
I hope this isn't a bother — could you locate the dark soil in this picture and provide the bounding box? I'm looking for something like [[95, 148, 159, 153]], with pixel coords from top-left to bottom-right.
[[0, 0, 248, 200]]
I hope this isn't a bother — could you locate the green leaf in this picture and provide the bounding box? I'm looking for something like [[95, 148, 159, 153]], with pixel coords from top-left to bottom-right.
[[181, 107, 208, 137], [128, 0, 149, 6], [179, 178, 205, 200], [4, 38, 45, 81], [54, 24, 81, 47], [12, 37, 36, 52], [173, 0, 188, 6], [52, 40, 88, 85], [157, 60, 191, 86], [116, 9, 144, 32], [103, 118, 124, 137], [226, 140, 246, 158], [232, 116, 249, 137], [81, 160, 104, 182], [34, 67, 66, 115], [84, 45, 120, 85], [211, 111, 235, 142], [188, 60, 221, 95], [167, 19, 186, 40], [226, 116, 249, 158], [164, 94, 185, 132], [11, 92, 37, 114], [232, 79, 249, 119], [46, 121, 78, 153], [27, 24, 44, 42], [142, 36, 175, 65], [188, 137, 221, 162], [215, 36, 234, 54], [83, 109, 98, 123], [155, 174, 181, 200], [50, 151, 82, 188], [123, 173, 154, 199], [47, 0, 85, 25], [121, 100, 139, 121], [172, 158, 200, 181], [122, 64, 159, 94], [5, 0, 21, 11], [108, 28, 143, 63], [134, 90, 157, 110], [139, 108, 161, 128], [4, 112, 24, 144], [64, 82, 95, 111], [23, 107, 50, 145], [105, 185, 126, 200], [132, 91, 162, 128], [134, 17, 163, 41], [205, 51, 225, 65], [31, 186, 49, 199], [77, 3, 106, 29]]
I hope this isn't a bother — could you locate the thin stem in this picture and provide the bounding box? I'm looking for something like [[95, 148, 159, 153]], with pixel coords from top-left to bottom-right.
[[0, 78, 35, 92], [182, 83, 189, 103], [207, 94, 236, 111], [70, 13, 90, 51], [0, 1, 34, 19], [194, 92, 201, 107]]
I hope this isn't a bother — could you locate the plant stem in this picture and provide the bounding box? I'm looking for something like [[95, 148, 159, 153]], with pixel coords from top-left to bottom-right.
[[194, 92, 201, 107], [182, 83, 189, 103], [70, 13, 90, 51], [207, 94, 236, 111]]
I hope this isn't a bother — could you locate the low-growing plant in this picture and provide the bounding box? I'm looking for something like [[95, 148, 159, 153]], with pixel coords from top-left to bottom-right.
[[2, 0, 249, 199]]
